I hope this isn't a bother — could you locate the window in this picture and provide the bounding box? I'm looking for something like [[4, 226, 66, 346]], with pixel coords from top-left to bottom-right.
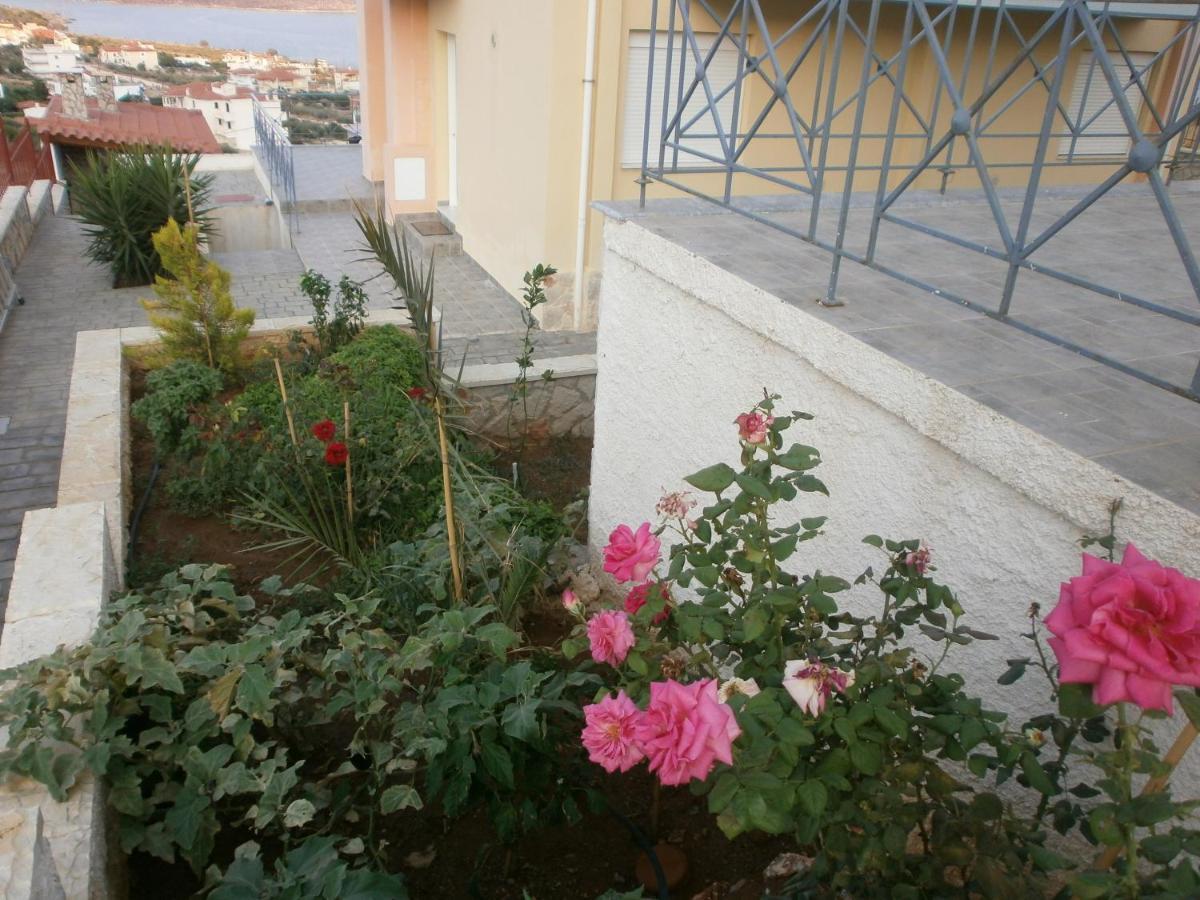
[[622, 30, 741, 169], [226, 102, 230, 112], [1059, 50, 1154, 157]]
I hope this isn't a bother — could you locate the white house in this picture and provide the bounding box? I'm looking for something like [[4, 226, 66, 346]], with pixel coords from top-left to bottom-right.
[[98, 42, 159, 71], [21, 43, 83, 76], [162, 81, 283, 151]]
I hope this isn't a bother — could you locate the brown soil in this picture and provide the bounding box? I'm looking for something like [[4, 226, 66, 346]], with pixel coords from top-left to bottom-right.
[[496, 434, 593, 514]]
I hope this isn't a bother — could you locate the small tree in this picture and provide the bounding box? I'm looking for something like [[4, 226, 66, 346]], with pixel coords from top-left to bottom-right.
[[142, 219, 254, 372]]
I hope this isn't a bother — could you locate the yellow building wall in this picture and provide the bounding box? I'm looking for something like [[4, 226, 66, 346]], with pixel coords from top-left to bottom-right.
[[360, 0, 1190, 316]]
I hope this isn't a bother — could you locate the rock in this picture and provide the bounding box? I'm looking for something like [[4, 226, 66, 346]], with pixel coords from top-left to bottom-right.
[[763, 851, 811, 881], [569, 564, 602, 605], [404, 845, 437, 869]]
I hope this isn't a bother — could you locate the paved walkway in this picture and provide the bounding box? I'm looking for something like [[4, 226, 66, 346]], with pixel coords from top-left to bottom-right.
[[0, 214, 316, 610]]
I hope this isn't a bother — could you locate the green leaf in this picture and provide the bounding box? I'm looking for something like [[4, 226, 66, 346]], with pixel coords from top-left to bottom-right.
[[283, 799, 316, 829], [164, 785, 210, 852], [873, 706, 907, 739], [850, 742, 882, 775], [1175, 689, 1200, 729], [501, 701, 541, 742], [685, 463, 737, 494], [743, 606, 769, 642], [997, 659, 1028, 686], [796, 780, 828, 818], [480, 743, 515, 789], [476, 622, 518, 658], [1020, 751, 1056, 795], [708, 773, 738, 813], [777, 444, 820, 470], [235, 664, 274, 724], [1058, 683, 1103, 719], [735, 473, 771, 500], [129, 647, 185, 694], [380, 784, 423, 814]]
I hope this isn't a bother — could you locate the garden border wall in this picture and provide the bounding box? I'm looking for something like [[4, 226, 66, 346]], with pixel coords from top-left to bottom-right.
[[590, 215, 1200, 794], [0, 309, 413, 899]]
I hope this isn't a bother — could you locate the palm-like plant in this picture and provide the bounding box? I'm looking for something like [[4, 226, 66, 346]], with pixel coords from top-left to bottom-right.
[[69, 146, 215, 287]]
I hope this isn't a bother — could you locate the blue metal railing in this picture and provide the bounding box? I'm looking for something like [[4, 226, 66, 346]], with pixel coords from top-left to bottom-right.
[[253, 97, 298, 233], [639, 0, 1200, 402]]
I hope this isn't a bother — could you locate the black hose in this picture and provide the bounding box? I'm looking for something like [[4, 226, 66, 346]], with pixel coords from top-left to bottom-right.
[[127, 456, 161, 560], [608, 805, 670, 900]]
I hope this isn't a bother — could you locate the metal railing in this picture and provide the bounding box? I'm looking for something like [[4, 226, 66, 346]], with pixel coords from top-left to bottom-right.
[[253, 97, 297, 232], [638, 0, 1200, 402]]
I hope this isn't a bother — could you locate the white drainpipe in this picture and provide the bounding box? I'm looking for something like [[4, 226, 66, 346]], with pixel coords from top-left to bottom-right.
[[572, 0, 599, 331]]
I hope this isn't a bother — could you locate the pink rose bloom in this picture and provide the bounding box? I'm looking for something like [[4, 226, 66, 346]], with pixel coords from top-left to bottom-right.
[[587, 609, 635, 666], [783, 660, 855, 717], [1046, 544, 1200, 713], [734, 411, 774, 445], [634, 679, 740, 786], [561, 589, 580, 613], [603, 522, 661, 583], [625, 582, 670, 625], [581, 691, 645, 774], [905, 545, 932, 575]]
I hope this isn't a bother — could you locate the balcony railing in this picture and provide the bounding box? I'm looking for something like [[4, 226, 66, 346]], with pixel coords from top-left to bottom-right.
[[638, 0, 1200, 402], [253, 98, 297, 232]]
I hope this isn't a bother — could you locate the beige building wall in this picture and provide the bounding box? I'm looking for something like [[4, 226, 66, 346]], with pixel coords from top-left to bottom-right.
[[357, 0, 1192, 328]]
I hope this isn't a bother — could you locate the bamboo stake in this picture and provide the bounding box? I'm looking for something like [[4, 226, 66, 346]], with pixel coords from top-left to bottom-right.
[[1094, 721, 1199, 870], [434, 393, 464, 604], [343, 399, 353, 525], [273, 358, 299, 448]]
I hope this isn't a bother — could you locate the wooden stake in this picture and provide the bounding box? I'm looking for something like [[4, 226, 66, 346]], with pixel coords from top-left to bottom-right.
[[434, 393, 464, 604], [273, 358, 299, 448], [343, 399, 353, 524], [1094, 721, 1199, 870]]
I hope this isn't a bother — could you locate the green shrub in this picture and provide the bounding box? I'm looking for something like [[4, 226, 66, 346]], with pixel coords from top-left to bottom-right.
[[69, 147, 215, 287], [299, 269, 368, 357], [142, 220, 254, 373], [131, 360, 223, 456]]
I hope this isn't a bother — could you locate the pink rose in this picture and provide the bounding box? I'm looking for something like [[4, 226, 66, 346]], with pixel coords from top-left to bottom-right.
[[587, 609, 635, 667], [905, 545, 932, 575], [561, 589, 580, 613], [1046, 544, 1200, 713], [625, 581, 670, 625], [656, 490, 696, 521], [634, 679, 740, 786], [734, 411, 774, 445], [603, 522, 661, 583], [783, 660, 855, 717], [581, 691, 645, 774]]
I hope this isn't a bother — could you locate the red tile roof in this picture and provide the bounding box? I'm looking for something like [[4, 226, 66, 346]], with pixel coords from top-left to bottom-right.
[[164, 81, 256, 101], [31, 96, 220, 153]]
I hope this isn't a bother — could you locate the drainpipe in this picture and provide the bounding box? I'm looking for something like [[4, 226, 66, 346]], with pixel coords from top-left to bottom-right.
[[572, 0, 599, 331]]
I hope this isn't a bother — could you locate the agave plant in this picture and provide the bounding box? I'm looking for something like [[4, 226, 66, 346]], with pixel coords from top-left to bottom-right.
[[69, 146, 215, 287]]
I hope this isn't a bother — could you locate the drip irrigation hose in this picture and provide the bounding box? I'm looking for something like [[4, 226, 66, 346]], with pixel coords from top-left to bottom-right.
[[608, 805, 670, 900], [127, 456, 161, 561]]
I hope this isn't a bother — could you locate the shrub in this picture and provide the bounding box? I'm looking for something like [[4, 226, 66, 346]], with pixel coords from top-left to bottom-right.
[[299, 269, 368, 357], [142, 219, 254, 373], [69, 146, 215, 287], [131, 360, 223, 456]]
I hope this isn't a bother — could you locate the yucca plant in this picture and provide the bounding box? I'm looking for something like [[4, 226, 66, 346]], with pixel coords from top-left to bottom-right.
[[69, 145, 215, 287]]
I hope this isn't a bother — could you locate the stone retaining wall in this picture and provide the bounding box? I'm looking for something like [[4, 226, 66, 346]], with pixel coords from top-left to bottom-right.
[[0, 181, 54, 271], [457, 354, 596, 441]]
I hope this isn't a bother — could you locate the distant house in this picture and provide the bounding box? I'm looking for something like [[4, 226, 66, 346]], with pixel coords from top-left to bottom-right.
[[163, 81, 283, 151], [30, 75, 220, 179], [254, 67, 309, 93], [333, 68, 359, 92], [98, 42, 159, 71], [22, 42, 83, 77], [172, 54, 211, 68]]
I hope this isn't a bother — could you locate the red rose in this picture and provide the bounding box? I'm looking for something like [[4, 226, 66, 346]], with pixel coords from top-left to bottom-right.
[[406, 386, 428, 401], [311, 419, 336, 442], [324, 442, 349, 466]]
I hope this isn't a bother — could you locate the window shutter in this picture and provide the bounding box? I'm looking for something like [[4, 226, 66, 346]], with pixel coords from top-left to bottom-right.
[[1059, 50, 1154, 157], [622, 30, 742, 169]]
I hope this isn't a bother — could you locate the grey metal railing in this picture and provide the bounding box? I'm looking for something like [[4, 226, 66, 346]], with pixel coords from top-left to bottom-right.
[[253, 97, 298, 233], [638, 0, 1200, 402]]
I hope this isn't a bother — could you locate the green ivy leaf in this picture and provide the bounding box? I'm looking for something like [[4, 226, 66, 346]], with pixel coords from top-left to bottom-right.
[[501, 701, 541, 742], [283, 799, 316, 829], [235, 664, 274, 724], [380, 784, 423, 814], [685, 463, 737, 494], [476, 622, 519, 658]]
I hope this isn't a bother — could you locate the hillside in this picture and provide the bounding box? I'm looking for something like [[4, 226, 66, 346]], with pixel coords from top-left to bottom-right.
[[97, 0, 353, 10]]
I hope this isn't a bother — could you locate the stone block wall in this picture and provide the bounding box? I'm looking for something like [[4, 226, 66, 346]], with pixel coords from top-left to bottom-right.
[[457, 355, 596, 442]]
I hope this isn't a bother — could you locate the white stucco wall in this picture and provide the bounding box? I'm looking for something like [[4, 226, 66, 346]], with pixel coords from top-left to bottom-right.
[[590, 217, 1200, 791]]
